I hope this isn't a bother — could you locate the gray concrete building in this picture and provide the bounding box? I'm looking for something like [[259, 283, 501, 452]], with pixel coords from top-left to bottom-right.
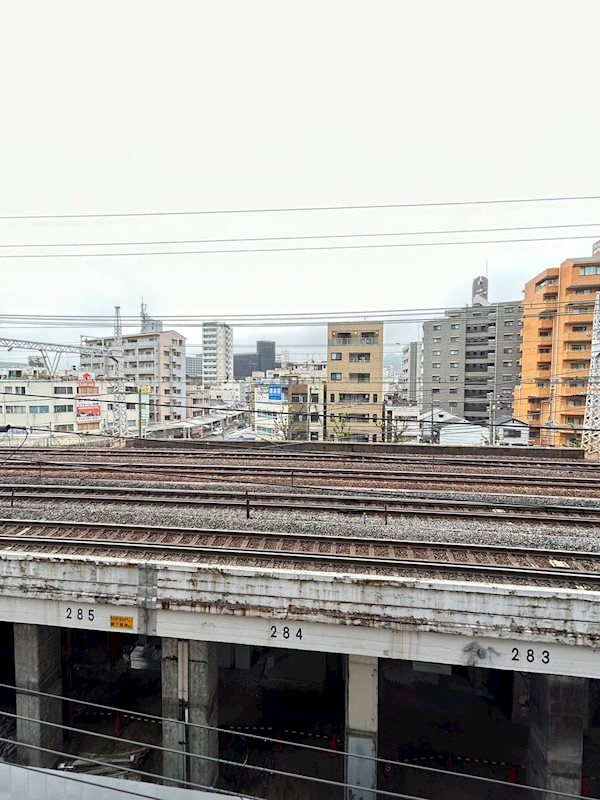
[[233, 352, 261, 380], [256, 340, 276, 373], [421, 277, 522, 424]]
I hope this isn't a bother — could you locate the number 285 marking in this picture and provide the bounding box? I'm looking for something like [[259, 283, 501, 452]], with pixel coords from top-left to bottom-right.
[[270, 625, 302, 641], [66, 607, 95, 622]]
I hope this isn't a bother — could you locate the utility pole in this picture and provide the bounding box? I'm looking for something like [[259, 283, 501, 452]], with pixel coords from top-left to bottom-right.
[[582, 292, 600, 458], [112, 307, 128, 441]]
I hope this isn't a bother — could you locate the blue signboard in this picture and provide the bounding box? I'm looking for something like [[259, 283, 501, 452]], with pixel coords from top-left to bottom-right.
[[268, 385, 283, 401]]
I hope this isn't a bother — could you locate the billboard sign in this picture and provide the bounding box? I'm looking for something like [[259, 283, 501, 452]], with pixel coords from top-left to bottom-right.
[[268, 385, 283, 401]]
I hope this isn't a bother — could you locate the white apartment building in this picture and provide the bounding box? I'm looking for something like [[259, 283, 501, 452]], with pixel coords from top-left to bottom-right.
[[80, 330, 186, 425], [0, 377, 138, 441], [202, 322, 233, 386], [252, 378, 326, 441]]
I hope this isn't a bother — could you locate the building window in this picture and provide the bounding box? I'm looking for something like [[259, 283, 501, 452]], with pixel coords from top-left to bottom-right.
[[5, 406, 25, 414], [450, 350, 459, 356], [503, 348, 513, 354], [432, 388, 440, 394], [432, 350, 441, 356], [433, 337, 441, 344], [310, 431, 319, 441], [14, 387, 25, 395], [580, 265, 600, 275], [55, 424, 74, 432], [504, 334, 513, 340], [331, 353, 342, 361], [310, 413, 319, 422], [450, 362, 458, 368], [449, 402, 457, 409], [310, 394, 319, 403], [450, 375, 458, 381], [330, 373, 342, 381], [504, 320, 514, 327], [451, 336, 459, 343], [432, 376, 440, 382], [349, 353, 370, 363], [373, 394, 378, 402], [572, 326, 588, 332], [54, 404, 73, 413], [54, 386, 74, 395], [450, 324, 460, 330], [29, 405, 49, 414], [433, 325, 441, 331], [432, 362, 441, 369], [503, 361, 513, 367], [330, 393, 335, 402], [449, 388, 458, 394]]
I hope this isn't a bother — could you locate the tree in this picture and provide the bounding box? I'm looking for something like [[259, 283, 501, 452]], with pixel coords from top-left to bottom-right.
[[331, 412, 351, 442]]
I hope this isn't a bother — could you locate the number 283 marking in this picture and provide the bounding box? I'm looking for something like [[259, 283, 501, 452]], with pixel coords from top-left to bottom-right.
[[511, 647, 550, 664], [270, 625, 302, 641]]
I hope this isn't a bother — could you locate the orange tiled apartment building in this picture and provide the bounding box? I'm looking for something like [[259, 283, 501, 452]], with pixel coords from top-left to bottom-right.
[[513, 243, 600, 446]]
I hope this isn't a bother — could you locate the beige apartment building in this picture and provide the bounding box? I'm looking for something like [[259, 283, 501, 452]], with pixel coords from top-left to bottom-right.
[[81, 329, 186, 425], [327, 322, 384, 442]]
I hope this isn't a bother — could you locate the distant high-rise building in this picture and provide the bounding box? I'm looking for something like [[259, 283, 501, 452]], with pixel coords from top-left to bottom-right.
[[234, 352, 261, 380], [421, 278, 522, 423], [257, 340, 276, 373], [399, 342, 422, 404], [202, 322, 233, 386]]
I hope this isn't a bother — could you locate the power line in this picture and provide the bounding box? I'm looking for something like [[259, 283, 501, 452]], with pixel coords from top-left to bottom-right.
[[0, 193, 598, 220], [0, 682, 586, 800], [1, 221, 598, 249], [0, 232, 598, 258]]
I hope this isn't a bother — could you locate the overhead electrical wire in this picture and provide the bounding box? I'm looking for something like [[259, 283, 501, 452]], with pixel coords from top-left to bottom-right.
[[0, 192, 598, 220], [0, 232, 598, 258], [0, 682, 586, 800], [0, 221, 598, 249]]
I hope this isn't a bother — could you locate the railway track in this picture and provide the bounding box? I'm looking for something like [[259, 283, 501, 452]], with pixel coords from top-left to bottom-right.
[[2, 483, 600, 526], [2, 458, 600, 491], [1, 518, 599, 586], [0, 446, 598, 473]]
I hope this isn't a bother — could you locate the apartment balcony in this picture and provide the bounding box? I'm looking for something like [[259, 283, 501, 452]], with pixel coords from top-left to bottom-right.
[[328, 338, 379, 347], [564, 330, 592, 342], [530, 388, 550, 400], [561, 384, 588, 396]]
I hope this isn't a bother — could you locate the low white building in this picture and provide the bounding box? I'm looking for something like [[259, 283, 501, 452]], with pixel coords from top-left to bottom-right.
[[383, 404, 421, 443], [0, 376, 139, 443], [495, 416, 530, 447]]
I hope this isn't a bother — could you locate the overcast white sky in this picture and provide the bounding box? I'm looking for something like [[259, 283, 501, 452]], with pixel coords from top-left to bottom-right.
[[0, 0, 599, 361]]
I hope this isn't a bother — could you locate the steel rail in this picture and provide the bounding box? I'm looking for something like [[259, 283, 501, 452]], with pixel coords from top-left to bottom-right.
[[1, 483, 600, 526], [0, 518, 599, 584], [1, 445, 597, 470], [2, 458, 600, 489], [2, 447, 599, 473]]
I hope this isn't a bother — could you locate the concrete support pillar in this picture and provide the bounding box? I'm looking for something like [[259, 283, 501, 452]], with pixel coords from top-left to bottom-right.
[[14, 623, 62, 768], [162, 639, 218, 789], [527, 673, 588, 799], [345, 654, 378, 800]]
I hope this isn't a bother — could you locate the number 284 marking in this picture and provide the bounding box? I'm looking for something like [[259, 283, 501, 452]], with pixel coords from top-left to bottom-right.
[[511, 647, 550, 664], [270, 625, 302, 641]]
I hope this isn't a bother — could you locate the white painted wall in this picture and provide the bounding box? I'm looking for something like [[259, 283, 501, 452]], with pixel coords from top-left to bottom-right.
[[0, 764, 249, 800]]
